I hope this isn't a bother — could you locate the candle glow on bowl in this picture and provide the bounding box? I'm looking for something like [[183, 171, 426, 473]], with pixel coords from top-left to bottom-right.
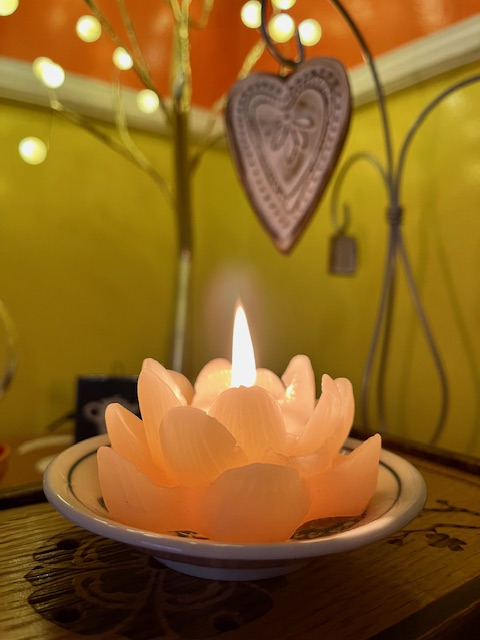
[[97, 305, 381, 543]]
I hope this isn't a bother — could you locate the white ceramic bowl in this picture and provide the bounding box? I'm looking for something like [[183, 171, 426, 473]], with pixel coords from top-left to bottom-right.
[[43, 434, 426, 581]]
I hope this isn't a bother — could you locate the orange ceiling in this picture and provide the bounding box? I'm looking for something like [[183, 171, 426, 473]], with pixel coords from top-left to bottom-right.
[[0, 0, 477, 109]]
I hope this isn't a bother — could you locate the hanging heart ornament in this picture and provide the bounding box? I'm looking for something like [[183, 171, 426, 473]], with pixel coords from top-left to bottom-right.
[[225, 57, 351, 253]]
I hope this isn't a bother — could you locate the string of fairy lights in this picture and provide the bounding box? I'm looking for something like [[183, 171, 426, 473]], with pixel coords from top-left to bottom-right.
[[242, 0, 321, 46], [0, 0, 321, 164]]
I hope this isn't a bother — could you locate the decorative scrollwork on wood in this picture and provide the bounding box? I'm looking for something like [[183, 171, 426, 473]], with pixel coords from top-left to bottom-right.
[[25, 527, 277, 638], [386, 499, 480, 551]]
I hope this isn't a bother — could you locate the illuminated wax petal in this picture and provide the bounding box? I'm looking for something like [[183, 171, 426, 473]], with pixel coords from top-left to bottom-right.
[[137, 368, 181, 467], [159, 406, 246, 487], [200, 463, 309, 542], [280, 355, 316, 436], [265, 446, 333, 478], [105, 403, 168, 485], [98, 446, 204, 533], [302, 434, 382, 522], [192, 357, 232, 410], [281, 355, 316, 411], [166, 369, 194, 405], [142, 358, 187, 404], [209, 386, 286, 462], [295, 374, 354, 456], [254, 368, 285, 399]]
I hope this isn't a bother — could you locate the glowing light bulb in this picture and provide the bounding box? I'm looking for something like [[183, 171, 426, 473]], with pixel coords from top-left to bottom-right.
[[42, 63, 65, 89], [240, 1, 261, 29], [113, 47, 133, 70], [32, 57, 65, 89], [32, 57, 51, 80], [231, 304, 256, 388], [0, 0, 19, 17], [268, 13, 295, 44], [298, 19, 322, 46], [76, 15, 101, 43], [272, 0, 297, 9], [18, 137, 47, 165], [136, 89, 160, 114]]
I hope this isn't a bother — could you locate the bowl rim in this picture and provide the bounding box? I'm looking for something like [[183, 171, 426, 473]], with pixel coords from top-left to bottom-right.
[[43, 434, 427, 563]]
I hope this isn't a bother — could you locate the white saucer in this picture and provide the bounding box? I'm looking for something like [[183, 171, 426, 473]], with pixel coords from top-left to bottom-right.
[[43, 434, 426, 581]]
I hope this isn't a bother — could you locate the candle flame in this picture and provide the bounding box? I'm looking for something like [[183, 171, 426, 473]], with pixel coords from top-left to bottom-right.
[[231, 303, 256, 388]]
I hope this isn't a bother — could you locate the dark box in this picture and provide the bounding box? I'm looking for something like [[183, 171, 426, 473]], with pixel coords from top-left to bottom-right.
[[75, 375, 139, 442]]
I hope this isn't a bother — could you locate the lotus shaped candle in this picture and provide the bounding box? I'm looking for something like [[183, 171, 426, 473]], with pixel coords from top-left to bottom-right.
[[98, 306, 381, 543]]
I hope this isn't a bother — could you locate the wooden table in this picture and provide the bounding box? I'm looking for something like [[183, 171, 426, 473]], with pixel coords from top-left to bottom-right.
[[0, 435, 479, 639]]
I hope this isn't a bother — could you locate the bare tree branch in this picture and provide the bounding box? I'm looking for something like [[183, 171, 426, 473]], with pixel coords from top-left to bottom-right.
[[168, 0, 182, 23], [170, 0, 193, 112], [189, 0, 215, 30], [111, 80, 174, 203], [116, 0, 150, 78], [83, 0, 172, 123], [50, 98, 174, 207], [79, 2, 263, 188]]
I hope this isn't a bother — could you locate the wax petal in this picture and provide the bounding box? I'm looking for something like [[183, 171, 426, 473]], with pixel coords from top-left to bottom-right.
[[295, 374, 354, 456], [200, 463, 310, 542], [105, 403, 168, 485], [167, 369, 195, 405], [302, 434, 382, 522], [142, 358, 187, 405], [281, 354, 316, 414], [97, 446, 205, 534], [282, 407, 313, 439], [254, 368, 285, 400], [192, 358, 232, 410], [333, 376, 355, 442], [209, 386, 286, 461], [159, 406, 246, 487], [265, 441, 335, 477], [137, 368, 181, 466], [280, 356, 316, 438]]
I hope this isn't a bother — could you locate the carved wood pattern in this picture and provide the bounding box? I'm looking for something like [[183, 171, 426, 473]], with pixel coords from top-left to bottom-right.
[[24, 527, 276, 638], [1, 449, 479, 639]]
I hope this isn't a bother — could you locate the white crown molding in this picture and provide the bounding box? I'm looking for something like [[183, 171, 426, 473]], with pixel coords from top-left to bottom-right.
[[349, 15, 480, 107], [0, 15, 479, 135], [0, 55, 218, 139]]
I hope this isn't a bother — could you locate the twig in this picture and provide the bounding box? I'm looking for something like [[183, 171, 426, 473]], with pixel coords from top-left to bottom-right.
[[116, 0, 150, 79], [52, 99, 174, 207], [83, 0, 171, 123], [112, 80, 174, 202], [189, 0, 215, 29], [168, 0, 182, 23], [170, 0, 193, 113]]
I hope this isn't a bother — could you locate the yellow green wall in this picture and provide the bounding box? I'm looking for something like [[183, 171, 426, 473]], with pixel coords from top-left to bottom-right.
[[1, 61, 479, 457]]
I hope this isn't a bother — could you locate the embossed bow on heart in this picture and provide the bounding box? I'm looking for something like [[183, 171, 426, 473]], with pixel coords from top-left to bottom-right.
[[226, 57, 351, 253]]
